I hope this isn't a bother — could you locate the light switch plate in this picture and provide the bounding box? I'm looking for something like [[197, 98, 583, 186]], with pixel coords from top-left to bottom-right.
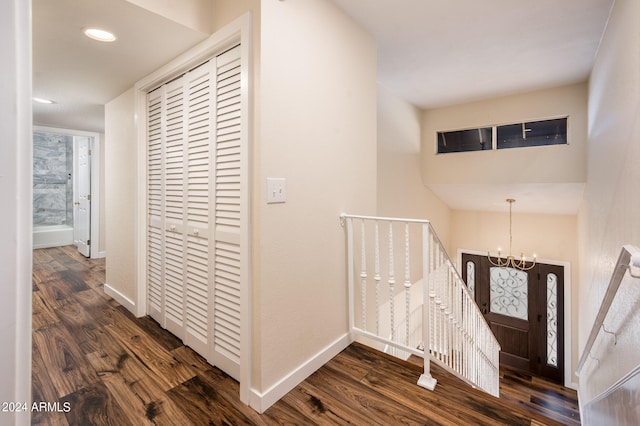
[[267, 178, 287, 203]]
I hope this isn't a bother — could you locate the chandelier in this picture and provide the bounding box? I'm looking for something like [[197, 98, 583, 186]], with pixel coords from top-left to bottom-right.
[[487, 198, 536, 271]]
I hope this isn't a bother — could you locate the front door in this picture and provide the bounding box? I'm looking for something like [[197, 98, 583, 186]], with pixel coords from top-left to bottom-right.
[[462, 253, 564, 383]]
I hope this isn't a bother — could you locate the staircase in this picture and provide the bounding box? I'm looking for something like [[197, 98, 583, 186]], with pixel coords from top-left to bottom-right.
[[341, 213, 501, 397]]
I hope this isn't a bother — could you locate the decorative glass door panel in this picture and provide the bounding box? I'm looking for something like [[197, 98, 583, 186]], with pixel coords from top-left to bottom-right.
[[465, 260, 475, 298], [546, 273, 558, 367], [489, 267, 528, 320], [462, 253, 565, 383]]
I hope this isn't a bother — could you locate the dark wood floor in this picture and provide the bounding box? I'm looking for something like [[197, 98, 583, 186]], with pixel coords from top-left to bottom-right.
[[32, 245, 580, 425]]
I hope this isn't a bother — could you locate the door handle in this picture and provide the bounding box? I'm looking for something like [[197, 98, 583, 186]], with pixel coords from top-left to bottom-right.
[[481, 302, 488, 315]]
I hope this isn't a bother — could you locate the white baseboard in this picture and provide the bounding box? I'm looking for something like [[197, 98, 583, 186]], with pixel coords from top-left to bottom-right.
[[104, 283, 137, 315], [91, 250, 106, 259], [249, 333, 351, 413]]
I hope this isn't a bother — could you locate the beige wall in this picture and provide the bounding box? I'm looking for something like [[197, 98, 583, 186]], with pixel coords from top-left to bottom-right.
[[578, 0, 640, 411], [104, 89, 137, 301], [257, 0, 377, 395], [422, 83, 588, 186], [377, 84, 451, 248], [418, 82, 589, 388], [450, 211, 577, 264], [212, 0, 260, 34]]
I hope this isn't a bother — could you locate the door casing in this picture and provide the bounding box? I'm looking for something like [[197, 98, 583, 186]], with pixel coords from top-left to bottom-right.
[[133, 13, 253, 405], [34, 125, 102, 259]]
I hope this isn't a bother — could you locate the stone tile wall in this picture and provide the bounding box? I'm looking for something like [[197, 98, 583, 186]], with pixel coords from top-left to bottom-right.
[[33, 131, 74, 227]]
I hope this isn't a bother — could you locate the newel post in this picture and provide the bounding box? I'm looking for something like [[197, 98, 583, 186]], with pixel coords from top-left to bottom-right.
[[418, 223, 437, 390], [345, 216, 355, 340]]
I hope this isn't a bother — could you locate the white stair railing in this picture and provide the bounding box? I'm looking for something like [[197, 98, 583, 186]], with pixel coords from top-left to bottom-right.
[[341, 213, 501, 397]]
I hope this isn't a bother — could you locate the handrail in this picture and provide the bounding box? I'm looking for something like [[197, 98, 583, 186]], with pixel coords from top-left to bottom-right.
[[340, 213, 431, 225], [575, 244, 640, 375], [341, 213, 501, 397]]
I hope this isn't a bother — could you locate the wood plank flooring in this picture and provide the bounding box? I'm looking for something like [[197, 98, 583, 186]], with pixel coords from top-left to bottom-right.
[[32, 245, 580, 425]]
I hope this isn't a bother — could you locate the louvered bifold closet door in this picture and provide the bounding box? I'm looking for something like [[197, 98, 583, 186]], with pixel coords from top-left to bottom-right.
[[211, 45, 243, 380], [147, 88, 164, 323], [146, 66, 214, 356], [184, 61, 215, 357], [146, 44, 244, 381], [162, 77, 188, 339]]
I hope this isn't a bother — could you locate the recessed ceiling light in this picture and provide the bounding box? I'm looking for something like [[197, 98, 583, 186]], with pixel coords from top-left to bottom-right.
[[84, 27, 116, 42], [32, 97, 55, 104]]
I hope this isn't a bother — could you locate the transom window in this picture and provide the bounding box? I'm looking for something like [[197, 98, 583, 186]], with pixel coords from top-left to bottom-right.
[[437, 117, 568, 154], [437, 127, 492, 153]]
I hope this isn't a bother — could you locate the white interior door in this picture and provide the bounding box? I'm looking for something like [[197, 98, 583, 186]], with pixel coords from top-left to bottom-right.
[[74, 136, 91, 257]]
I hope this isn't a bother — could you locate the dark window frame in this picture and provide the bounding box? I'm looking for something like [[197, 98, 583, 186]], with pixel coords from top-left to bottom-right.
[[437, 127, 493, 154], [436, 116, 569, 154], [496, 117, 568, 150]]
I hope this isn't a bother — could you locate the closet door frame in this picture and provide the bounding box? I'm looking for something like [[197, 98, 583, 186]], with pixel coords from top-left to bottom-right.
[[133, 13, 252, 404]]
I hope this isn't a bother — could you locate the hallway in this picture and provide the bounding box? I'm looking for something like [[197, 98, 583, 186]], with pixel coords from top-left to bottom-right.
[[32, 245, 579, 425]]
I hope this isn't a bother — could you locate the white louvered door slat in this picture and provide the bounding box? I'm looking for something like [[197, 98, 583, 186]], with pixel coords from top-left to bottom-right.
[[212, 45, 243, 380]]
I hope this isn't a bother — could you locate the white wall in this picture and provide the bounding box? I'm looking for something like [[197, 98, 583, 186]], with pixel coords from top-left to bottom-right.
[[578, 0, 640, 419], [104, 89, 137, 307], [0, 0, 32, 424], [256, 0, 377, 406]]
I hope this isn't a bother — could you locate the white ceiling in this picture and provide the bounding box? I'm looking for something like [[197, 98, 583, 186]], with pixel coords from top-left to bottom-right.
[[332, 0, 613, 215], [332, 0, 613, 109], [32, 0, 614, 214], [32, 0, 208, 133]]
